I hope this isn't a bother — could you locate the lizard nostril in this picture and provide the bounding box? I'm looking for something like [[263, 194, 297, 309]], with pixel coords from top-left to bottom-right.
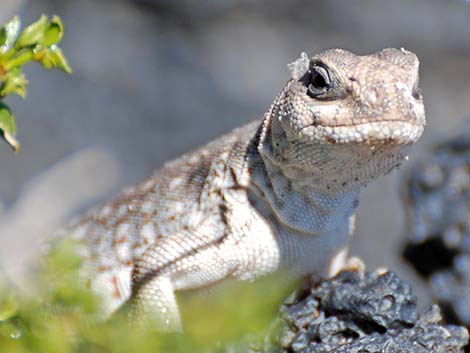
[[412, 87, 422, 100]]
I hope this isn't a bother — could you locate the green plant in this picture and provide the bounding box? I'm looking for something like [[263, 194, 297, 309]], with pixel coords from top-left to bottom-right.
[[0, 239, 292, 353], [0, 15, 72, 152]]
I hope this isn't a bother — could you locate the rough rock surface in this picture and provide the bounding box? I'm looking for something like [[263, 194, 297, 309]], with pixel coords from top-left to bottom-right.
[[259, 271, 468, 353], [403, 129, 470, 325]]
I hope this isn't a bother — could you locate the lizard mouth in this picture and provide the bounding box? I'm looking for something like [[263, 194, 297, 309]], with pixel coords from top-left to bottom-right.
[[301, 120, 425, 145]]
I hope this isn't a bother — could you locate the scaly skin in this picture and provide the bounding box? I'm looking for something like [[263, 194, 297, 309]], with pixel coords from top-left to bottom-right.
[[63, 48, 425, 330]]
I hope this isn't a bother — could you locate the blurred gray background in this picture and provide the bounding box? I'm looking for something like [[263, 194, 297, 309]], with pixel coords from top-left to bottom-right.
[[0, 0, 469, 303]]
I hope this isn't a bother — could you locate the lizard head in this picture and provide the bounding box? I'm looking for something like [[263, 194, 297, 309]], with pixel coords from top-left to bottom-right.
[[260, 48, 426, 191]]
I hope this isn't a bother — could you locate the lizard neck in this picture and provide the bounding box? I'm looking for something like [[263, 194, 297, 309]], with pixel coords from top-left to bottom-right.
[[251, 147, 360, 235], [251, 113, 361, 235]]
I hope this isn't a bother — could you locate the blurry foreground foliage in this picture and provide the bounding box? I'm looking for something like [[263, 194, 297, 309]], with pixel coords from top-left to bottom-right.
[[0, 15, 72, 152], [0, 239, 292, 353]]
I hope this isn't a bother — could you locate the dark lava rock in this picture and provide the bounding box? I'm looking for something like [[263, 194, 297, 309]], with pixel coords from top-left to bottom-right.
[[259, 271, 468, 353], [402, 129, 470, 325]]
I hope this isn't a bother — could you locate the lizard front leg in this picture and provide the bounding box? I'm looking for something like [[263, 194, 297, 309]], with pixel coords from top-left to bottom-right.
[[131, 273, 181, 331], [130, 227, 237, 331]]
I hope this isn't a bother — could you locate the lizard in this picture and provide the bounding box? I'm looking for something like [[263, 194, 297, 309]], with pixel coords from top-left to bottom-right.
[[60, 48, 426, 331]]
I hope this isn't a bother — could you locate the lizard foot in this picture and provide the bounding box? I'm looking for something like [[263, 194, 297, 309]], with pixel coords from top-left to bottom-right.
[[328, 247, 366, 277]]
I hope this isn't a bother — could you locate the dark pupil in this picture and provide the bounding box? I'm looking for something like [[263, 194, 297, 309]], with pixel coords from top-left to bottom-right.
[[311, 69, 328, 89]]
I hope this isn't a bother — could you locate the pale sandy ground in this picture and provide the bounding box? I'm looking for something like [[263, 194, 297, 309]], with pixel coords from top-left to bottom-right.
[[0, 0, 469, 304]]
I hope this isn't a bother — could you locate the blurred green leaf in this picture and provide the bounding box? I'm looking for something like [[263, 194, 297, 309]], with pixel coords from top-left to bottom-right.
[[15, 15, 48, 49], [0, 279, 19, 322], [15, 15, 65, 50], [181, 273, 295, 349], [43, 16, 64, 46], [0, 68, 27, 98], [34, 46, 72, 73], [0, 102, 19, 152], [0, 294, 18, 322], [40, 239, 100, 316], [0, 16, 20, 54]]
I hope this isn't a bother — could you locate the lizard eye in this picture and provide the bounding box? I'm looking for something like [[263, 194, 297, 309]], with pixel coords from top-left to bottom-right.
[[306, 63, 342, 100], [309, 66, 331, 91]]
